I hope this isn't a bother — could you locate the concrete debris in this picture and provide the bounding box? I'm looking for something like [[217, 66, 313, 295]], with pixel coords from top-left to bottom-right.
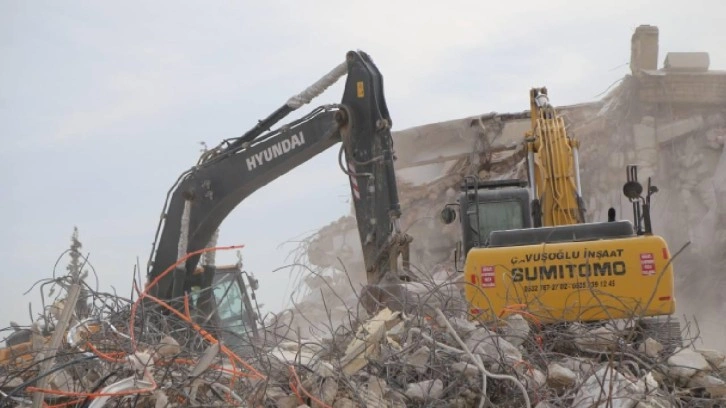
[[558, 356, 596, 377], [547, 362, 578, 388], [639, 337, 665, 358], [404, 378, 444, 401], [575, 326, 618, 352], [502, 314, 530, 347], [315, 377, 338, 407], [332, 398, 356, 408], [688, 373, 726, 397], [522, 367, 547, 390], [465, 326, 522, 365], [154, 335, 181, 358], [634, 393, 676, 408], [405, 345, 430, 374], [7, 270, 724, 408], [276, 396, 300, 408], [697, 348, 726, 367], [667, 348, 711, 381], [572, 366, 648, 408], [340, 308, 400, 375]]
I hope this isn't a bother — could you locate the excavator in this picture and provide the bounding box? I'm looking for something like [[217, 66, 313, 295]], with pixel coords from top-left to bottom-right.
[[143, 50, 412, 345], [440, 87, 679, 342], [2, 50, 415, 366]]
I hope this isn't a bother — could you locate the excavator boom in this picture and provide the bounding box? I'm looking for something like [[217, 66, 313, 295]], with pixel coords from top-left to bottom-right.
[[146, 51, 409, 316], [526, 87, 585, 227]]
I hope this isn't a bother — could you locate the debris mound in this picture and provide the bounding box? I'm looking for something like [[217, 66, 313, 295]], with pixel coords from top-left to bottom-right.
[[2, 252, 726, 407]]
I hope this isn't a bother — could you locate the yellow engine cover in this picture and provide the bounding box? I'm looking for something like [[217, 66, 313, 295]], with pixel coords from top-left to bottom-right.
[[464, 235, 675, 323]]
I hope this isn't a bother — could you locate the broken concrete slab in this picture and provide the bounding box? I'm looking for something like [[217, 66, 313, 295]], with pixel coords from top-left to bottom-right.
[[572, 366, 647, 408], [522, 368, 547, 390], [502, 314, 530, 347], [697, 348, 726, 367], [341, 308, 401, 375], [656, 115, 704, 145], [667, 348, 711, 381], [465, 326, 522, 364], [638, 337, 665, 358], [154, 335, 181, 358], [547, 362, 578, 388], [688, 373, 726, 397], [575, 326, 619, 352], [405, 345, 430, 374]]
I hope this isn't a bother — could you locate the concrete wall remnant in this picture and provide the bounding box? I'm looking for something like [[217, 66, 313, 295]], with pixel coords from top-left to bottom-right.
[[631, 24, 659, 73]]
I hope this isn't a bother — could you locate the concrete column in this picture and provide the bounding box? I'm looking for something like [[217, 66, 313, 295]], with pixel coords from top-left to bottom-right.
[[632, 116, 659, 182]]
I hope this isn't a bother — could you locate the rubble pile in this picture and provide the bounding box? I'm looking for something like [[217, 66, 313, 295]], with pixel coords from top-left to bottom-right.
[[3, 268, 726, 407]]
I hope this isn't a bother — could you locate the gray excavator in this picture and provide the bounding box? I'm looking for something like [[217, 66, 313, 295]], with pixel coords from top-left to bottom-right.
[[145, 51, 412, 346]]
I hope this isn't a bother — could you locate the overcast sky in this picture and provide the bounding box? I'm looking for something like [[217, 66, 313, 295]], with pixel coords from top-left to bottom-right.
[[2, 1, 725, 327]]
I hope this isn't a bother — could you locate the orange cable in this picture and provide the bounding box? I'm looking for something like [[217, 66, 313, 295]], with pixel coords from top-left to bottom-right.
[[288, 365, 332, 408], [84, 341, 126, 363]]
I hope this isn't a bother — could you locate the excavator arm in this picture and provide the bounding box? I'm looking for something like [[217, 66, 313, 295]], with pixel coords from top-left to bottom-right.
[[146, 51, 408, 303], [526, 87, 586, 227]]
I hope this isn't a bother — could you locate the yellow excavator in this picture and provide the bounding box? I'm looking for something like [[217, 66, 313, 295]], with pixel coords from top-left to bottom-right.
[[441, 87, 677, 334]]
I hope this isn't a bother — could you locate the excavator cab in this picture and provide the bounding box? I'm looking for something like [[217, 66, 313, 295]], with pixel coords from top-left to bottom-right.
[[446, 178, 532, 254], [189, 264, 260, 347]]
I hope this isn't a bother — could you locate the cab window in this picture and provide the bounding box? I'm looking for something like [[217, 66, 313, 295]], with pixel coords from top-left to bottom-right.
[[212, 272, 246, 323], [469, 200, 523, 243]]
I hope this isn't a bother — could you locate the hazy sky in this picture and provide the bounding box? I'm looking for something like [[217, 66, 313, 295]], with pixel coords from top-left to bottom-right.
[[2, 1, 725, 326]]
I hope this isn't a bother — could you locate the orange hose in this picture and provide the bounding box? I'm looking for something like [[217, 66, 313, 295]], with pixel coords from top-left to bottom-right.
[[84, 341, 125, 363], [183, 293, 191, 320], [288, 365, 332, 408]]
